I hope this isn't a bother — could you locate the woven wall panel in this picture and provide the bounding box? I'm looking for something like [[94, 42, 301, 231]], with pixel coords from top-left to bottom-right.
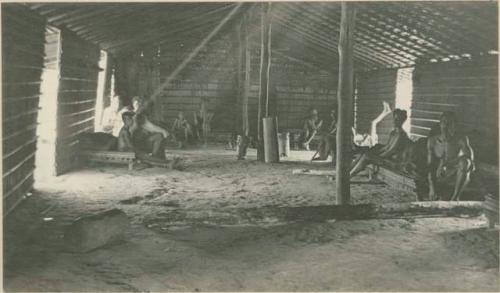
[[2, 4, 46, 214]]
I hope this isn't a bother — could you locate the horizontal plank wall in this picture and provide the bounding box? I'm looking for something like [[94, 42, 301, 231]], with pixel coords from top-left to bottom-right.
[[272, 59, 336, 131], [2, 4, 46, 214], [54, 29, 100, 175], [411, 57, 498, 164], [355, 68, 398, 143], [114, 34, 337, 135]]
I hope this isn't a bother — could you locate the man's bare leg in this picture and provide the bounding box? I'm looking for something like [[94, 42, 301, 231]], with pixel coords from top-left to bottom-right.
[[303, 130, 316, 150], [350, 153, 370, 177], [450, 157, 472, 201]]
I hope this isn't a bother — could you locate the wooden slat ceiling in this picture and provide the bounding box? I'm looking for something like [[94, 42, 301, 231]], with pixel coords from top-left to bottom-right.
[[24, 2, 498, 71]]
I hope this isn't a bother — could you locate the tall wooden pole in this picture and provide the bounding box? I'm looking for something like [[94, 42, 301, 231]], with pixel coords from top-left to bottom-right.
[[336, 3, 356, 204], [235, 20, 243, 134], [242, 14, 250, 137], [257, 2, 272, 161]]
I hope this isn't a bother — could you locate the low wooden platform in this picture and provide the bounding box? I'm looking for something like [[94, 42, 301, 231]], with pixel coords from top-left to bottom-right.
[[80, 150, 136, 165], [79, 150, 180, 169]]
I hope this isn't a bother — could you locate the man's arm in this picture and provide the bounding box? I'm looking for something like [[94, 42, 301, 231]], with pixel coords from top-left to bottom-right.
[[427, 138, 437, 199], [460, 136, 474, 160], [143, 118, 169, 138], [459, 135, 475, 171], [315, 120, 323, 131]]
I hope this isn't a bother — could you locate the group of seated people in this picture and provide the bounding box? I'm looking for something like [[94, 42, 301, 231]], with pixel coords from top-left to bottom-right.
[[302, 104, 475, 201], [82, 94, 215, 165], [100, 94, 214, 149]]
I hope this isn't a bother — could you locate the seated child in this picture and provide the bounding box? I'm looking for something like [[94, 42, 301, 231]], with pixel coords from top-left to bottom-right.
[[117, 111, 136, 152]]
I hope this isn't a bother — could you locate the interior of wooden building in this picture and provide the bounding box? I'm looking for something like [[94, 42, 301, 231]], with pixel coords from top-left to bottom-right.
[[2, 2, 499, 291]]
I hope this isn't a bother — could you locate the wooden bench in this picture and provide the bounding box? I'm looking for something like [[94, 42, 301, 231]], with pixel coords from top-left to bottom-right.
[[367, 164, 422, 200], [367, 161, 499, 202]]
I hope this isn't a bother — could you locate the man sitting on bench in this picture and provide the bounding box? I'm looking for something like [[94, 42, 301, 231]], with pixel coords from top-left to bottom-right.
[[427, 112, 474, 201], [302, 108, 323, 151], [313, 108, 337, 161], [131, 96, 169, 162], [350, 109, 411, 177]]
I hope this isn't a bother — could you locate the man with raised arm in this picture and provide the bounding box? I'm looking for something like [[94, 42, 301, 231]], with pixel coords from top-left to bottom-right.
[[350, 108, 411, 177]]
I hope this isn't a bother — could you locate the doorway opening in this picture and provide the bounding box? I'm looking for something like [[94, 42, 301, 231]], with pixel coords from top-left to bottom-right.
[[34, 26, 61, 182], [395, 67, 414, 133], [94, 50, 108, 131]]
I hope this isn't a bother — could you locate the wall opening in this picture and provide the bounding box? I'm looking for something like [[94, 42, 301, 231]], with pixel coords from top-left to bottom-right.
[[34, 26, 61, 181], [94, 50, 108, 131], [395, 67, 414, 134]]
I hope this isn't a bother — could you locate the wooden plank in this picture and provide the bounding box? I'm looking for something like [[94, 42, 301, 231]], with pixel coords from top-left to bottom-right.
[[150, 201, 484, 226]]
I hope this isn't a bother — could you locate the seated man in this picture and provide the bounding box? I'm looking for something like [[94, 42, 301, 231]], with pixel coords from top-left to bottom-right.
[[171, 111, 193, 148], [313, 108, 337, 161], [132, 112, 167, 161], [427, 112, 474, 201], [117, 111, 136, 152], [350, 109, 411, 177], [131, 96, 169, 139], [130, 96, 169, 162], [302, 108, 323, 151]]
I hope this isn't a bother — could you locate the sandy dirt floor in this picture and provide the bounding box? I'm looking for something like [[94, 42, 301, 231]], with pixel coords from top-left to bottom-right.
[[4, 146, 499, 292]]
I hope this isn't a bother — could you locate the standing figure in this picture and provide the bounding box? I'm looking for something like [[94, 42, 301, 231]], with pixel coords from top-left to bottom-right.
[[427, 112, 474, 201], [193, 98, 214, 147], [302, 108, 323, 151]]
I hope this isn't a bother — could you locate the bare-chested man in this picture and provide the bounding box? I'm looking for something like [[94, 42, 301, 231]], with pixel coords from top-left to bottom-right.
[[302, 108, 323, 151], [427, 112, 474, 201], [313, 108, 337, 161], [350, 109, 411, 177]]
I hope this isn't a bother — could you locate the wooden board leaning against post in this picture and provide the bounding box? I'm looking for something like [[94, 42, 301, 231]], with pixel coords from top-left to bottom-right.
[[263, 116, 279, 163]]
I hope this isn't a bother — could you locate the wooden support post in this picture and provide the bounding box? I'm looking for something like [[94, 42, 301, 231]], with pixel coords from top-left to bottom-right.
[[242, 16, 251, 137], [235, 20, 243, 134], [335, 3, 356, 204], [257, 2, 272, 161]]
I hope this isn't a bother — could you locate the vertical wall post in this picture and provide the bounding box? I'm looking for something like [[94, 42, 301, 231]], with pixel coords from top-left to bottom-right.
[[336, 2, 356, 204], [242, 14, 251, 137], [257, 2, 272, 161]]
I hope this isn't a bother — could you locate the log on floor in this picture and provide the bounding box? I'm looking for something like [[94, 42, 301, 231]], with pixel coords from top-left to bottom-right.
[[150, 201, 485, 226]]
